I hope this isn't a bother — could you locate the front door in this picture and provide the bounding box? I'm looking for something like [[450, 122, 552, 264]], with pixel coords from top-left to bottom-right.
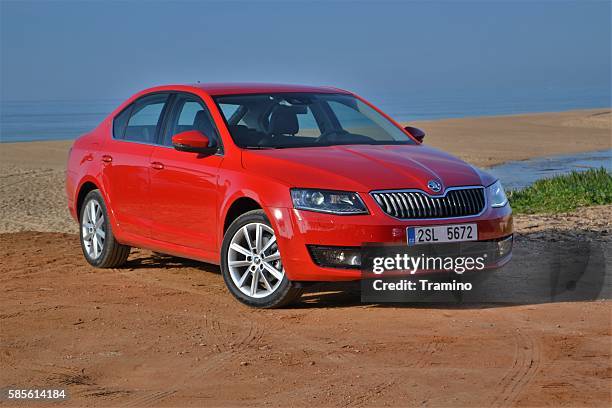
[[149, 93, 223, 254]]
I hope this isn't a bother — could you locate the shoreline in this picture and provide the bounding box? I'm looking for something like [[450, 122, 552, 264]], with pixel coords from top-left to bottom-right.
[[0, 107, 609, 167], [1, 106, 611, 145], [0, 108, 610, 233], [413, 105, 612, 121], [409, 108, 611, 168]]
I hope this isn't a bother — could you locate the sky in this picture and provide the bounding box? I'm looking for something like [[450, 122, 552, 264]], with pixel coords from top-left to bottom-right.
[[1, 0, 610, 103]]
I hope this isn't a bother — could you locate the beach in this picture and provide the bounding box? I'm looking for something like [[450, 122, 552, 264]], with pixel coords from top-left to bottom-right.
[[1, 108, 610, 234], [1, 108, 611, 406]]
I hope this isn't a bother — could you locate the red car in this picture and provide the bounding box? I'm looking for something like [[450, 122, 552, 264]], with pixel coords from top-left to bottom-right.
[[66, 83, 513, 307]]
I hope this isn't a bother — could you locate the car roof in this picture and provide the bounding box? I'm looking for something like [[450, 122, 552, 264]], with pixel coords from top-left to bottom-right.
[[187, 82, 351, 96], [114, 83, 354, 118]]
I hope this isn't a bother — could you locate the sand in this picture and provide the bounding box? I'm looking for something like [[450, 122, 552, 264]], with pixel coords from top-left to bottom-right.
[[0, 212, 610, 406], [0, 108, 610, 406], [411, 108, 612, 168]]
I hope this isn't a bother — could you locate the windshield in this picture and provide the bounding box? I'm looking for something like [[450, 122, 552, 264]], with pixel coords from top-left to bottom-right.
[[214, 93, 415, 149]]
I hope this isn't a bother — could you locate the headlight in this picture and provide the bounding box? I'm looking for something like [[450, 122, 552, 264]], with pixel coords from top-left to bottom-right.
[[290, 189, 368, 214], [487, 180, 508, 208]]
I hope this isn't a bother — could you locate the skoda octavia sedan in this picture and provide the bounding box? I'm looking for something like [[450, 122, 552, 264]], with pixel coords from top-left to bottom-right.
[[66, 83, 513, 308]]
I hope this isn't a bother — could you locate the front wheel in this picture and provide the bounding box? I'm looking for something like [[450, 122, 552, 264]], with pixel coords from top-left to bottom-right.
[[221, 210, 302, 308]]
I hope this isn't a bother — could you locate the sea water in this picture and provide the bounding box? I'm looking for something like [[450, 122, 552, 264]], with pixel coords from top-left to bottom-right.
[[488, 150, 612, 191], [1, 85, 609, 143]]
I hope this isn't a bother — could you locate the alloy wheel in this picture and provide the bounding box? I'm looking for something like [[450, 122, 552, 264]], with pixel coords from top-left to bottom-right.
[[227, 222, 284, 298], [82, 199, 106, 259]]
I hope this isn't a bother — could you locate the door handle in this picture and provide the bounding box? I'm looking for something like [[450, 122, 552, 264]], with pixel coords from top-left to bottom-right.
[[151, 161, 164, 170], [101, 155, 113, 163], [80, 153, 93, 164]]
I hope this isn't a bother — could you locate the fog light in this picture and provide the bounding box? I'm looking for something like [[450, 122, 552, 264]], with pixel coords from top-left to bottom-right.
[[308, 246, 361, 269], [497, 235, 513, 258]]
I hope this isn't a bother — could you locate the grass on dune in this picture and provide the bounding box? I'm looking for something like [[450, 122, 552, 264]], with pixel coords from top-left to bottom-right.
[[508, 167, 612, 214]]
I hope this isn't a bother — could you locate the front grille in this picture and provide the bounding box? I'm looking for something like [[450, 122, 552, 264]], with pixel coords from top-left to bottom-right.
[[371, 187, 486, 219]]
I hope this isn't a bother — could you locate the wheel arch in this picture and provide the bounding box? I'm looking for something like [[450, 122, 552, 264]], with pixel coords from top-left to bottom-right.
[[76, 180, 101, 221], [222, 197, 263, 234]]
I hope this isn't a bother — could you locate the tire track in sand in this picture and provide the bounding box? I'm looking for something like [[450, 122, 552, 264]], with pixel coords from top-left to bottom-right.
[[112, 265, 266, 377], [490, 330, 541, 407]]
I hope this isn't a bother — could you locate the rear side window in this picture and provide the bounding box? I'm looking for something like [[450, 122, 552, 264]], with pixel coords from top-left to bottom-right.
[[113, 94, 169, 143], [112, 106, 132, 139]]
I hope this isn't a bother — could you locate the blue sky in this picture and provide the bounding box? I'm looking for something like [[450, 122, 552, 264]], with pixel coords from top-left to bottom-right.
[[1, 0, 610, 102]]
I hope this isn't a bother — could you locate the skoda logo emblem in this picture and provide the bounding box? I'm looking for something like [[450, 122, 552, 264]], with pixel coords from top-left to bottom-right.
[[427, 180, 442, 193]]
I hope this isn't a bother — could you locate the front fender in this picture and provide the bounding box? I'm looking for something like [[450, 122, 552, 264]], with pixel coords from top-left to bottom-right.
[[217, 166, 293, 249]]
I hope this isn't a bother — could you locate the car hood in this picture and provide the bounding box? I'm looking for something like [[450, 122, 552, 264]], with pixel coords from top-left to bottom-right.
[[241, 144, 495, 193]]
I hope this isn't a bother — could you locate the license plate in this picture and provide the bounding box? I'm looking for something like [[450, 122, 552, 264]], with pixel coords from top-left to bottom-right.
[[407, 223, 478, 246]]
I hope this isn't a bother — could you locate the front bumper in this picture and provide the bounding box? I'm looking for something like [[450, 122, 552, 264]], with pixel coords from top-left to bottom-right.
[[268, 200, 513, 281]]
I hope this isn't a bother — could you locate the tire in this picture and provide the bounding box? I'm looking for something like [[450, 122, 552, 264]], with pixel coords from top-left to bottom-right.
[[221, 209, 302, 308], [79, 189, 130, 268]]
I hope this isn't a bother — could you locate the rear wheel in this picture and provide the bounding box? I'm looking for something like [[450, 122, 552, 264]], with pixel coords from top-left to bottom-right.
[[221, 210, 302, 308], [79, 190, 130, 268]]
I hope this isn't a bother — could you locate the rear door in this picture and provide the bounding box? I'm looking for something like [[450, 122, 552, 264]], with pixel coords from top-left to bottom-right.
[[148, 93, 223, 255], [102, 93, 170, 238]]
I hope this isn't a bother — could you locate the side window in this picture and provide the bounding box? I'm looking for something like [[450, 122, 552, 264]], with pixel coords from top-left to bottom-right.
[[113, 105, 132, 139], [163, 95, 219, 147], [122, 94, 169, 143], [177, 101, 202, 126]]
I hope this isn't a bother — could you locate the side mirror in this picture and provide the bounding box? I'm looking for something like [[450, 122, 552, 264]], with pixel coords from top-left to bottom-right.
[[404, 126, 425, 143], [172, 130, 217, 155]]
